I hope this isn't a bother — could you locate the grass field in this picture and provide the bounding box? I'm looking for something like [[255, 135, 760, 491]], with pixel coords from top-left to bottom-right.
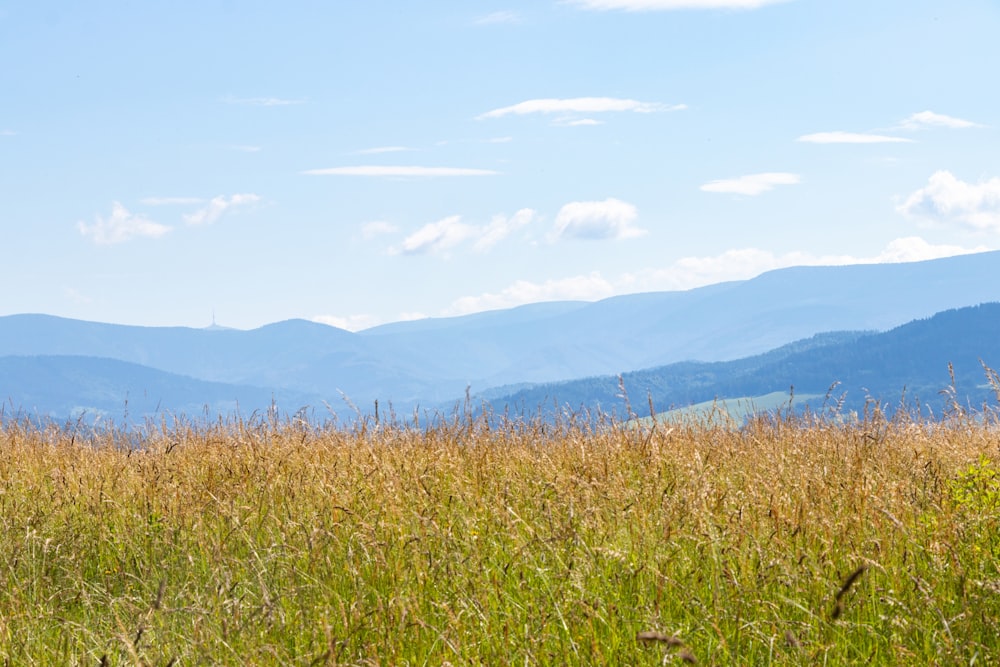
[[649, 391, 824, 425], [1, 405, 998, 665]]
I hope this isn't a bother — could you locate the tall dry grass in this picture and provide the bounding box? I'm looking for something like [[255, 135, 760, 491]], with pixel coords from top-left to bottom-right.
[[0, 406, 997, 664]]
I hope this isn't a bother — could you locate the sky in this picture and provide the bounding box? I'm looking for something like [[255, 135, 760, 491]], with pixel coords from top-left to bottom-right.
[[2, 0, 999, 331]]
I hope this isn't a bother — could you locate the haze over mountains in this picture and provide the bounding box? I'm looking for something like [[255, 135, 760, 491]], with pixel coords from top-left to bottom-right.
[[2, 251, 1000, 423]]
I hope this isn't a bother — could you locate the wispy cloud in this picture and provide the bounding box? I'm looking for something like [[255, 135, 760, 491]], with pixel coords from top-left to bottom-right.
[[896, 111, 984, 131], [797, 131, 914, 144], [360, 220, 400, 240], [475, 209, 538, 251], [621, 239, 989, 292], [897, 170, 1000, 232], [445, 237, 988, 316], [700, 172, 800, 195], [354, 146, 414, 155], [183, 194, 260, 226], [391, 209, 538, 255], [446, 272, 616, 316], [313, 314, 379, 332], [222, 95, 305, 106], [554, 118, 604, 127], [230, 144, 262, 153], [77, 202, 171, 245], [799, 112, 981, 146], [0, 129, 15, 136], [140, 196, 205, 206], [552, 198, 646, 241], [565, 0, 794, 10], [303, 166, 499, 177], [392, 216, 479, 256], [478, 97, 685, 120], [872, 236, 990, 262], [475, 10, 522, 25]]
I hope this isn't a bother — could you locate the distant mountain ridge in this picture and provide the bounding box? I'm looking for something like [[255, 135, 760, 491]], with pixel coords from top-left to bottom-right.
[[3, 251, 1000, 422], [356, 250, 1000, 386], [0, 355, 317, 423], [480, 303, 1000, 420]]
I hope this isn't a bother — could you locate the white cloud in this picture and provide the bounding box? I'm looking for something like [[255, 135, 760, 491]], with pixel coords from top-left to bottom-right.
[[0, 129, 15, 136], [313, 314, 378, 332], [140, 196, 205, 206], [444, 237, 988, 316], [897, 171, 1000, 232], [478, 97, 685, 119], [700, 172, 800, 195], [797, 131, 914, 144], [800, 112, 982, 145], [565, 0, 793, 10], [474, 208, 538, 251], [552, 198, 646, 240], [475, 11, 521, 24], [897, 111, 983, 131], [624, 248, 803, 290], [360, 220, 399, 240], [445, 272, 616, 316], [222, 95, 304, 106], [303, 166, 499, 177], [554, 118, 604, 127], [231, 145, 262, 152], [391, 209, 537, 255], [392, 216, 479, 255], [354, 146, 414, 155], [77, 202, 171, 245], [622, 238, 989, 292], [183, 193, 260, 226], [872, 236, 989, 263]]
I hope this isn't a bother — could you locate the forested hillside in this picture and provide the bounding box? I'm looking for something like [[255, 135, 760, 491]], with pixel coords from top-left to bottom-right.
[[479, 303, 1000, 420]]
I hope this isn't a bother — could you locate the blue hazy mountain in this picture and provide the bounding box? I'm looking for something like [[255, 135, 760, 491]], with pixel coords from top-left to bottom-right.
[[356, 250, 1000, 388], [0, 355, 323, 423], [2, 250, 1000, 420], [477, 303, 1000, 420], [0, 316, 436, 403]]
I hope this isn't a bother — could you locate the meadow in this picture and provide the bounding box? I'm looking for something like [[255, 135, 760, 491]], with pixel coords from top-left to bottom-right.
[[0, 401, 998, 665]]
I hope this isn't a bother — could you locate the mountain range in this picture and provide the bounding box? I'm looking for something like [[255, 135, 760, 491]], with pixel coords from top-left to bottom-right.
[[2, 250, 1000, 423], [479, 303, 1000, 421]]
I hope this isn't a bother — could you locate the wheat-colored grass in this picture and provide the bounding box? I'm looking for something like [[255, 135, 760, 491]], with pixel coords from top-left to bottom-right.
[[0, 407, 997, 664]]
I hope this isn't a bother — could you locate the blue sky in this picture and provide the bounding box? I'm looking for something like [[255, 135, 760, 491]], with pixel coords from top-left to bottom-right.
[[2, 0, 999, 330]]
